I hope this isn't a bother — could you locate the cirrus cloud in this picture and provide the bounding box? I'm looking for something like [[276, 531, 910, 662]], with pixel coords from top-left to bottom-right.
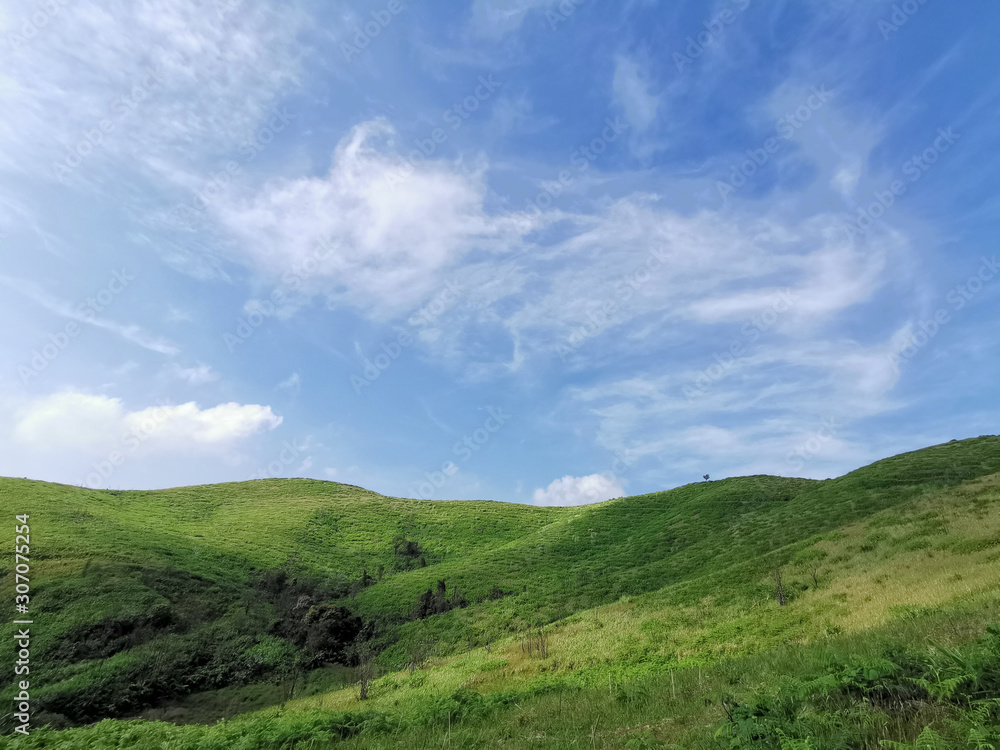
[[211, 119, 539, 319]]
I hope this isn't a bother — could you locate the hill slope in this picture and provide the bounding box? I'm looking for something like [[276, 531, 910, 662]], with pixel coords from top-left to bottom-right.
[[1, 435, 999, 747]]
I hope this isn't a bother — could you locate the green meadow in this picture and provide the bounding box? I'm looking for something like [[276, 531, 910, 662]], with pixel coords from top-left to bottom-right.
[[2, 435, 1000, 747]]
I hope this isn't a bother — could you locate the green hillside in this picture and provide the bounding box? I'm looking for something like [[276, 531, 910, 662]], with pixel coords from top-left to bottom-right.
[[2, 436, 1000, 748]]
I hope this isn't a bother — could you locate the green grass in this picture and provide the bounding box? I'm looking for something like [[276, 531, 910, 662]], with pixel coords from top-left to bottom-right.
[[1, 435, 999, 747], [6, 596, 1000, 748]]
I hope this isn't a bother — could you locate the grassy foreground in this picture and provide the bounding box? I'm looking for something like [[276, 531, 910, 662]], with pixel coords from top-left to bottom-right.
[[1, 436, 1000, 747]]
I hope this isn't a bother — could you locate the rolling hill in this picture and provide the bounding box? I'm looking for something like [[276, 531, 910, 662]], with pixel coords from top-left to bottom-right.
[[2, 435, 1000, 748]]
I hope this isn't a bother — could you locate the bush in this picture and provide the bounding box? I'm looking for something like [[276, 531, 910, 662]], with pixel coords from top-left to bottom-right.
[[715, 624, 1000, 749]]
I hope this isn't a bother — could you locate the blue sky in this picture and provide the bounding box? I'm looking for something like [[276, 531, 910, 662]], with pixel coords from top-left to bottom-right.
[[1, 0, 998, 505]]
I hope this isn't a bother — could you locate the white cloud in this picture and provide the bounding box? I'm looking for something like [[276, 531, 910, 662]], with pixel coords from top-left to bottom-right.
[[488, 93, 557, 138], [168, 363, 219, 385], [13, 391, 124, 449], [432, 200, 898, 375], [532, 473, 624, 506], [13, 391, 281, 453], [165, 306, 194, 323], [760, 80, 883, 204], [468, 0, 555, 37], [831, 158, 863, 196], [562, 325, 912, 486], [277, 372, 301, 395], [612, 56, 661, 133], [0, 0, 306, 186], [211, 119, 538, 318], [1, 275, 179, 355], [684, 228, 892, 324]]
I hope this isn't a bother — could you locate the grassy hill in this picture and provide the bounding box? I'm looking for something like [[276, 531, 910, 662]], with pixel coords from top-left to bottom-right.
[[2, 435, 1000, 748]]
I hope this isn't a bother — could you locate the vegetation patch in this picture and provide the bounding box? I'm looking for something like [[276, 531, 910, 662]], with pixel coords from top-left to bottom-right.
[[1, 435, 999, 746]]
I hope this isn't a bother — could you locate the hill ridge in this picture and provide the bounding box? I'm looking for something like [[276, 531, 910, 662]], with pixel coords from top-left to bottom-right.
[[1, 434, 998, 743]]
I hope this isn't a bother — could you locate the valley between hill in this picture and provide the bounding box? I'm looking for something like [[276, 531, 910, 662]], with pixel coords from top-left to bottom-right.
[[2, 435, 1000, 748]]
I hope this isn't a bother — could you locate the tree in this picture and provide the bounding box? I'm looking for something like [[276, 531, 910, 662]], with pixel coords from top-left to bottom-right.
[[449, 585, 468, 610], [356, 648, 376, 701], [521, 628, 548, 658], [301, 604, 363, 665], [487, 585, 510, 601], [433, 580, 448, 614], [411, 580, 466, 621], [275, 655, 301, 704], [793, 548, 828, 587], [392, 537, 424, 570], [703, 474, 710, 481], [413, 589, 435, 620], [407, 637, 434, 673]]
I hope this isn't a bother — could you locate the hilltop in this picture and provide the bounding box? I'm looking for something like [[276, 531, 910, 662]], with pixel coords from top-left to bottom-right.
[[2, 435, 1000, 748]]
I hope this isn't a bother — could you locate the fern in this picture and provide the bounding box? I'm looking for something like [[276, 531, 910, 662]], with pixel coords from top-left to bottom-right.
[[955, 698, 1000, 750], [880, 726, 948, 749], [927, 642, 982, 693], [907, 675, 966, 701], [778, 736, 815, 750]]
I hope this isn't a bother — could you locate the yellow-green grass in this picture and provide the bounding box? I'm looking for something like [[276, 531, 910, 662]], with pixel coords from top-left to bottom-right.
[[283, 469, 1000, 721], [1, 434, 999, 744], [0, 478, 575, 580]]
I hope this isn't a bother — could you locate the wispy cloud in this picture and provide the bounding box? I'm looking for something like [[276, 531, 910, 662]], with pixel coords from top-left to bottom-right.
[[167, 363, 219, 385], [612, 55, 661, 133], [468, 0, 557, 37], [0, 0, 306, 188], [0, 0, 993, 500], [211, 119, 539, 319], [277, 372, 301, 395], [1, 275, 179, 355]]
